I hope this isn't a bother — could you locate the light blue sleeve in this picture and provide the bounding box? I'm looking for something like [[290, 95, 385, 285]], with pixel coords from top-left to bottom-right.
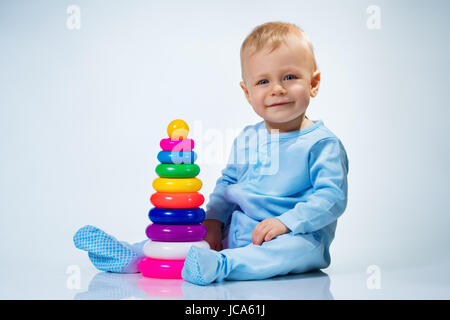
[[204, 138, 239, 227], [277, 138, 349, 234]]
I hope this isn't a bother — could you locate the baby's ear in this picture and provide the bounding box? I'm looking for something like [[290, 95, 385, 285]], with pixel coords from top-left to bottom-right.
[[310, 70, 321, 98], [240, 81, 251, 104]]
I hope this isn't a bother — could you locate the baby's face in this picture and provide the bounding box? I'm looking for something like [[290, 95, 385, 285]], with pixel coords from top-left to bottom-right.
[[240, 34, 320, 127]]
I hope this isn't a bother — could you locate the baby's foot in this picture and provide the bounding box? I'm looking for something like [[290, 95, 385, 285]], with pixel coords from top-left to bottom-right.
[[73, 225, 144, 273], [181, 246, 227, 285]]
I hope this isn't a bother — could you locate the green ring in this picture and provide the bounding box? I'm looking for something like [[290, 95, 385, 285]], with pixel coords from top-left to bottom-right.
[[155, 163, 200, 178]]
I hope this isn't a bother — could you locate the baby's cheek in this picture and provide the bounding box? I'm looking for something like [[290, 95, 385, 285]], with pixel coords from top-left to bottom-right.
[[251, 94, 268, 113], [295, 84, 309, 97], [295, 85, 311, 105]]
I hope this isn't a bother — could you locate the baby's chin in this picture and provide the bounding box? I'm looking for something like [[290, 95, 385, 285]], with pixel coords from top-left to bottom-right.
[[261, 108, 308, 125]]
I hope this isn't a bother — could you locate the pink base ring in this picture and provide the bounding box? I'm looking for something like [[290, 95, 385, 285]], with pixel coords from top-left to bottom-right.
[[160, 138, 194, 151], [138, 257, 185, 279]]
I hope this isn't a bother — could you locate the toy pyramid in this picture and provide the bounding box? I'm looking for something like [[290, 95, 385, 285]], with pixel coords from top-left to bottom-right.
[[138, 119, 210, 279]]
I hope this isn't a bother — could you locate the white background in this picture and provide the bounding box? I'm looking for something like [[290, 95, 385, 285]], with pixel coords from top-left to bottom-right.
[[1, 0, 449, 298]]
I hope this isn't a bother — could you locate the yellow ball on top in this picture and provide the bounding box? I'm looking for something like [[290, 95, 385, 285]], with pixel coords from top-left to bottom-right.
[[167, 119, 189, 140]]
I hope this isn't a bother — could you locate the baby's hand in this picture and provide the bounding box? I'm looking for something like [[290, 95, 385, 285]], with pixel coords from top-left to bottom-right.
[[252, 218, 290, 246], [202, 219, 224, 251]]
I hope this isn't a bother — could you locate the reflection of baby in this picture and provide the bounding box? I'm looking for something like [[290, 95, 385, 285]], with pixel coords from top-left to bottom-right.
[[73, 21, 348, 286]]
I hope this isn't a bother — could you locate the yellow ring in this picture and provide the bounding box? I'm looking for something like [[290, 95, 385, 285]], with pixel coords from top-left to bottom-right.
[[152, 178, 202, 193]]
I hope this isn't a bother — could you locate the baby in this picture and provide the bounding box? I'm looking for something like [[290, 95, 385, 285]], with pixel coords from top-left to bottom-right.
[[73, 21, 349, 286]]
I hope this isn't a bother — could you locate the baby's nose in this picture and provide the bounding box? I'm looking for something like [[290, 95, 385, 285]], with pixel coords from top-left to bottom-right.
[[271, 84, 287, 95]]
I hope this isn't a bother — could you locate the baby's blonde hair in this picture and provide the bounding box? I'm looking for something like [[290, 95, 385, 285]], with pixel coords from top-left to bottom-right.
[[240, 21, 317, 80]]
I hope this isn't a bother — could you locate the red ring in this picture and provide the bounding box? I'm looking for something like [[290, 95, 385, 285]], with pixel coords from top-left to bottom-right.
[[150, 192, 205, 209]]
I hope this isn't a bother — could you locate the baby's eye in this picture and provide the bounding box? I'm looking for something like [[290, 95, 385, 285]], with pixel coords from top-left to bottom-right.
[[284, 74, 297, 80], [257, 79, 269, 85]]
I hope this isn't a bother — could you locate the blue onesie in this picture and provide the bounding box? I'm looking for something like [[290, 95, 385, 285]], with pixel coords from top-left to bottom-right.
[[73, 119, 349, 286], [181, 119, 349, 285]]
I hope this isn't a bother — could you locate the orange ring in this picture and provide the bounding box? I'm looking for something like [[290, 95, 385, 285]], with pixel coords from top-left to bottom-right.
[[150, 192, 205, 209]]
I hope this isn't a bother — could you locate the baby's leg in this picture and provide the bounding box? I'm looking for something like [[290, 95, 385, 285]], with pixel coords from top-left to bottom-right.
[[182, 233, 329, 285], [221, 233, 329, 281]]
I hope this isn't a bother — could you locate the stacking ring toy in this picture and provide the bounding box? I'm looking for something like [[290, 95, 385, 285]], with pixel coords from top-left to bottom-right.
[[167, 119, 189, 140], [155, 163, 200, 178], [150, 192, 204, 208], [157, 151, 197, 164], [143, 240, 210, 260], [160, 138, 194, 152], [146, 223, 207, 242], [138, 257, 184, 279], [148, 207, 205, 224], [152, 177, 202, 193]]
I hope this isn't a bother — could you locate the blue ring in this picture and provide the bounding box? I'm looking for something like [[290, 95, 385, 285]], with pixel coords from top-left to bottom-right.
[[157, 151, 197, 164], [148, 207, 205, 225]]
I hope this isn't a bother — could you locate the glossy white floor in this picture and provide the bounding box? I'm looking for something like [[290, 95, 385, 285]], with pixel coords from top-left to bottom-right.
[[2, 258, 449, 300]]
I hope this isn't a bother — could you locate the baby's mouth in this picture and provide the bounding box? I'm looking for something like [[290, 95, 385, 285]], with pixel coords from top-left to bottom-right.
[[267, 101, 294, 107]]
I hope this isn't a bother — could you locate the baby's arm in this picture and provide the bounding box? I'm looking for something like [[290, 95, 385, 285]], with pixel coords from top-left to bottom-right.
[[202, 219, 224, 251], [276, 138, 349, 235], [202, 137, 240, 250]]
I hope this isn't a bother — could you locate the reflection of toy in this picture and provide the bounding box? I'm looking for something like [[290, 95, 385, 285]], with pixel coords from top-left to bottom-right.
[[139, 119, 210, 279], [138, 277, 184, 298]]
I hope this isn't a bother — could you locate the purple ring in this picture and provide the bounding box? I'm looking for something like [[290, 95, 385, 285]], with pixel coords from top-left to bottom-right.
[[145, 223, 206, 242]]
